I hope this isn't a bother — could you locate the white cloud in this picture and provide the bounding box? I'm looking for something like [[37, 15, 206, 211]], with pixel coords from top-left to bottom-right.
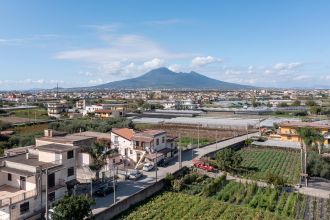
[[143, 58, 165, 70], [168, 64, 181, 72], [191, 56, 221, 67], [273, 62, 302, 71], [88, 78, 105, 84], [293, 75, 311, 81], [56, 34, 194, 63]]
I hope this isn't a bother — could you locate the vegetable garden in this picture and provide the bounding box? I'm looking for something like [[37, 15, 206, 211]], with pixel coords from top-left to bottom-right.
[[120, 192, 286, 220], [237, 147, 300, 184], [119, 171, 330, 220]]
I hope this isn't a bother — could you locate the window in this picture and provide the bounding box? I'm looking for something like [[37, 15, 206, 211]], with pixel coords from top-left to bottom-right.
[[67, 167, 74, 177], [67, 150, 74, 159], [20, 202, 29, 215], [136, 141, 139, 147], [112, 158, 116, 164], [162, 137, 165, 143], [130, 149, 133, 154], [48, 192, 55, 202], [156, 138, 159, 145], [8, 173, 12, 181]]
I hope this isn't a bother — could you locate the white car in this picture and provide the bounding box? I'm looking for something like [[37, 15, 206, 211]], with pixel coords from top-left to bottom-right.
[[127, 170, 143, 180], [143, 163, 155, 171]]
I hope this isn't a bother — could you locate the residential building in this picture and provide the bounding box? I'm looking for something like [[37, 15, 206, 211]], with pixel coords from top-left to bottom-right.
[[0, 143, 78, 220], [278, 121, 330, 146], [102, 103, 128, 117], [47, 101, 68, 118], [82, 105, 103, 116], [111, 128, 177, 168], [95, 109, 113, 118], [75, 100, 86, 110]]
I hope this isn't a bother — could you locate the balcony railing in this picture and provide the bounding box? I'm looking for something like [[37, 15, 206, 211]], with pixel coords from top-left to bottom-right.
[[42, 178, 66, 192], [0, 188, 37, 207]]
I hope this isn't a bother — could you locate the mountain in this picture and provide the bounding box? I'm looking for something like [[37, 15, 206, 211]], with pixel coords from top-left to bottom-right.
[[94, 67, 254, 90]]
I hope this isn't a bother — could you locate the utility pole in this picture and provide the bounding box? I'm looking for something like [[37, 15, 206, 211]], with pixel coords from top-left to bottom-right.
[[90, 178, 93, 197], [113, 165, 116, 204], [246, 123, 249, 140], [197, 124, 200, 148], [45, 168, 49, 220], [178, 134, 182, 169], [216, 129, 218, 150], [155, 151, 158, 182]]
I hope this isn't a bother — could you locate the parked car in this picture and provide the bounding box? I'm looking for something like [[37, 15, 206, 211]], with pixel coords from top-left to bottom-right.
[[143, 163, 155, 171], [45, 209, 54, 220], [94, 184, 115, 197], [157, 158, 170, 167], [193, 162, 215, 172], [127, 170, 143, 180]]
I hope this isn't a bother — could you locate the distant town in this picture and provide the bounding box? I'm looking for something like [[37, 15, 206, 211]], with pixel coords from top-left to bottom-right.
[[0, 87, 329, 219]]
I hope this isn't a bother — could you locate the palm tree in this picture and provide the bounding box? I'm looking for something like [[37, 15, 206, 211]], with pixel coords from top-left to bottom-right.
[[296, 127, 324, 186], [87, 142, 118, 179]]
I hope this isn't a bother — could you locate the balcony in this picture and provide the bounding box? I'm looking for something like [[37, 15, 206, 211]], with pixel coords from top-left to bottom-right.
[[42, 178, 66, 192], [0, 185, 37, 207]]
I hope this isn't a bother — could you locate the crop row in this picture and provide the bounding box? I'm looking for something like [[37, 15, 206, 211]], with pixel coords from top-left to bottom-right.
[[238, 147, 300, 183], [120, 192, 287, 220]]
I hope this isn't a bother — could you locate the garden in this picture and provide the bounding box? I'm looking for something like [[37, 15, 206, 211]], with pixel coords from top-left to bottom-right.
[[118, 170, 330, 220], [236, 147, 301, 184]]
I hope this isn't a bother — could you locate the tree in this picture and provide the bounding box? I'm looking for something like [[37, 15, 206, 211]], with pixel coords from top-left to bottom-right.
[[215, 148, 242, 171], [0, 121, 10, 131], [265, 172, 286, 188], [277, 102, 288, 107], [52, 195, 95, 220], [87, 142, 118, 179], [296, 127, 324, 186], [305, 100, 317, 107], [310, 106, 322, 115], [291, 100, 301, 106]]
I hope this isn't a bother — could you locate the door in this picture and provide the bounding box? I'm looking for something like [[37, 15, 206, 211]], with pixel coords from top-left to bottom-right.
[[48, 173, 55, 188], [20, 176, 26, 190]]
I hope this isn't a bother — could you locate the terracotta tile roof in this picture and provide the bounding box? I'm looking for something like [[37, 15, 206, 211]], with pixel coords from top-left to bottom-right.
[[112, 128, 135, 140]]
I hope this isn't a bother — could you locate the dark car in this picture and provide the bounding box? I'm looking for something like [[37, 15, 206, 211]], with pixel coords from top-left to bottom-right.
[[157, 158, 170, 167], [94, 184, 115, 197]]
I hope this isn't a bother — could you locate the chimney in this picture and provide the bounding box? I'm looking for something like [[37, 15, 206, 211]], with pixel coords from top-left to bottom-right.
[[26, 152, 29, 160]]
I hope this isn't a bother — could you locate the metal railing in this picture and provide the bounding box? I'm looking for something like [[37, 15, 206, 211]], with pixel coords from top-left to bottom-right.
[[0, 188, 37, 207]]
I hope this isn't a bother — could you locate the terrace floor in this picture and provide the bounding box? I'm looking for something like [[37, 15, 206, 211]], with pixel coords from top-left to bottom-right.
[[0, 185, 25, 201]]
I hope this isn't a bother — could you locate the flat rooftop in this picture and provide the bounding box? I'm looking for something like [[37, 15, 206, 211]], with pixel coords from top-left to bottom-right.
[[74, 131, 111, 140], [37, 134, 95, 144], [279, 121, 330, 129], [37, 143, 78, 153], [5, 153, 61, 169], [0, 185, 26, 203]]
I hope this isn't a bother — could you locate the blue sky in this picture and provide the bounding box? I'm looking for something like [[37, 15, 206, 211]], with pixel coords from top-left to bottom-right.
[[1, 0, 330, 90]]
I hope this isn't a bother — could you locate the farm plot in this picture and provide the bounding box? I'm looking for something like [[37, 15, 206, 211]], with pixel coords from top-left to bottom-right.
[[215, 181, 305, 219], [119, 192, 286, 220], [237, 147, 300, 184]]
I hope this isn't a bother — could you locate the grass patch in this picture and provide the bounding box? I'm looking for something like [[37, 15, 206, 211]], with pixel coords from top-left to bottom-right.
[[10, 108, 49, 119]]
